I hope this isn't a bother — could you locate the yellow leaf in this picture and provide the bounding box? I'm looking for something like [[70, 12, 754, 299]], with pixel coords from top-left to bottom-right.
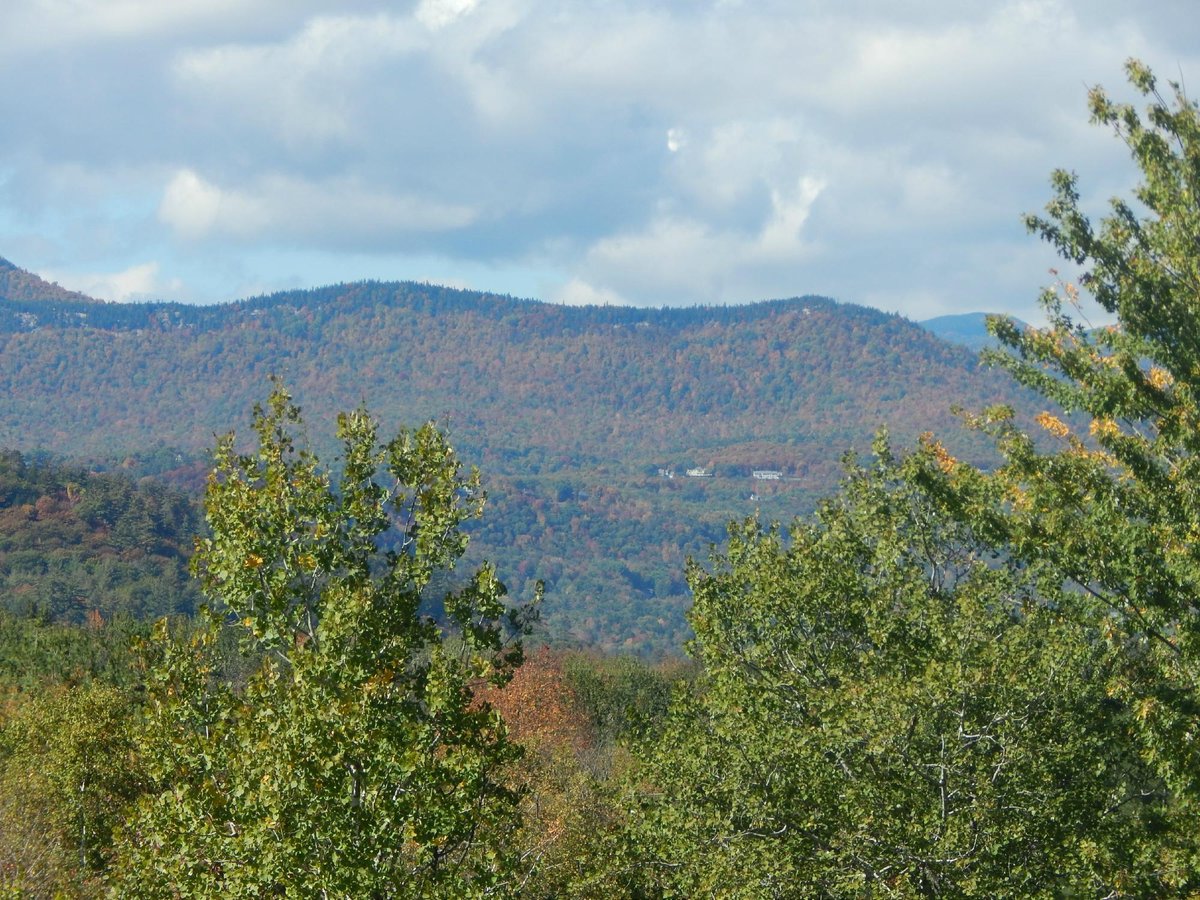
[[1036, 412, 1070, 438]]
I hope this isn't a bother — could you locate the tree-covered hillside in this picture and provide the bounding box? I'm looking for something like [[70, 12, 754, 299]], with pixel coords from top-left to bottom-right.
[[0, 256, 98, 305], [0, 450, 202, 625], [0, 286, 1017, 466], [0, 282, 1034, 649]]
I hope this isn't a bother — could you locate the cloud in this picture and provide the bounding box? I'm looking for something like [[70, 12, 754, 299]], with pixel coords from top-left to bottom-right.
[[0, 0, 325, 54], [46, 261, 181, 302], [157, 169, 477, 246], [1, 1, 1198, 317], [415, 0, 480, 31], [170, 14, 427, 150], [760, 176, 825, 259], [552, 277, 630, 307], [576, 174, 825, 306], [158, 170, 226, 240]]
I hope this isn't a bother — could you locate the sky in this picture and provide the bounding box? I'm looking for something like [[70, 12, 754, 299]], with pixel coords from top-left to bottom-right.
[[0, 1, 1196, 324]]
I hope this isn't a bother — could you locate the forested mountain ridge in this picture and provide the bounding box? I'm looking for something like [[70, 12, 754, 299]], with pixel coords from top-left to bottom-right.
[[0, 274, 1021, 464], [0, 267, 1040, 649]]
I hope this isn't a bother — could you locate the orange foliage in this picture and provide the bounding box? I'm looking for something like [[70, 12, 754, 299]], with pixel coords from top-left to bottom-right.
[[480, 648, 593, 753]]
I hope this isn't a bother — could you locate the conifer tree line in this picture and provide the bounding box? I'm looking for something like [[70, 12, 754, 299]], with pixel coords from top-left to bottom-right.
[[2, 59, 1200, 895]]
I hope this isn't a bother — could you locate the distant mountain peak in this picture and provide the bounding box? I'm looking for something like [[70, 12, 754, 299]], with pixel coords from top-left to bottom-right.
[[0, 256, 100, 304], [920, 311, 1028, 353]]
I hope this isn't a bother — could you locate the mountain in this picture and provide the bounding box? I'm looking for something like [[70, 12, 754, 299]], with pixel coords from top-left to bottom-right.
[[0, 273, 1043, 652], [920, 312, 1030, 352], [0, 256, 99, 304]]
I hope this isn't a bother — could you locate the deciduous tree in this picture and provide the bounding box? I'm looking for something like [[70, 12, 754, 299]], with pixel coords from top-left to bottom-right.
[[976, 60, 1200, 819], [623, 441, 1162, 896], [110, 384, 530, 898], [620, 60, 1200, 895]]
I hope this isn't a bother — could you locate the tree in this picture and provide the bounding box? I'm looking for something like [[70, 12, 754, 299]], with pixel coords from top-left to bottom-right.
[[935, 57, 1200, 887], [619, 60, 1200, 895], [621, 441, 1163, 896], [0, 682, 140, 896], [477, 648, 625, 899], [110, 383, 532, 897]]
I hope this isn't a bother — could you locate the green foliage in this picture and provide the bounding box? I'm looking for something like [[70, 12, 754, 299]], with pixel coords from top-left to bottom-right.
[[622, 446, 1163, 896], [957, 59, 1200, 882], [0, 682, 142, 895], [616, 61, 1200, 895], [508, 748, 632, 900], [0, 772, 76, 898], [0, 610, 149, 691], [561, 652, 684, 749], [0, 449, 202, 624], [110, 385, 531, 898]]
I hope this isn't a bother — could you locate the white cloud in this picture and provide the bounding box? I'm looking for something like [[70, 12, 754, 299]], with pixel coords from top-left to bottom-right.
[[759, 176, 825, 259], [552, 277, 630, 306], [171, 14, 425, 148], [158, 169, 476, 245], [415, 0, 479, 31], [159, 170, 227, 240], [47, 261, 181, 302], [577, 176, 825, 306]]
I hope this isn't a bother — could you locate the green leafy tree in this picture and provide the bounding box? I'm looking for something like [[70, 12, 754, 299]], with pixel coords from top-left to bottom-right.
[[621, 442, 1163, 896], [618, 60, 1200, 896], [950, 57, 1200, 885], [0, 682, 140, 896], [561, 652, 681, 749], [110, 384, 531, 898]]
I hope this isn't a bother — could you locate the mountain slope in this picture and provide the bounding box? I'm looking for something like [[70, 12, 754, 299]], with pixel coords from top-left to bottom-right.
[[0, 282, 1014, 465], [0, 448, 201, 624], [0, 257, 99, 304], [0, 277, 1040, 651]]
